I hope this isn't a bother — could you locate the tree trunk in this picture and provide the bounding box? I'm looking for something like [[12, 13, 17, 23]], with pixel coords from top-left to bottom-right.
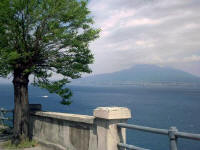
[[12, 72, 29, 144]]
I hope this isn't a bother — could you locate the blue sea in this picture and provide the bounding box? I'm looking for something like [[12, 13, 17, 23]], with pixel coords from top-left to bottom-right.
[[0, 84, 200, 150]]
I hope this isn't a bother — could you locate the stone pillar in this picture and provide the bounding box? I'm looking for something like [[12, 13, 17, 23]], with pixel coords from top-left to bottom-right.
[[94, 107, 131, 150]]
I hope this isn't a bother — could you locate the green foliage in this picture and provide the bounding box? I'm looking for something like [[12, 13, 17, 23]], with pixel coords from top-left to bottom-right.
[[3, 139, 38, 149], [0, 0, 100, 103]]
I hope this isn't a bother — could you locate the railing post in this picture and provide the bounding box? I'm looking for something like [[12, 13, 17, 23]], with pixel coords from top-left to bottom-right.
[[94, 107, 131, 150], [169, 126, 178, 150], [0, 108, 4, 125], [12, 109, 14, 128], [0, 108, 3, 125]]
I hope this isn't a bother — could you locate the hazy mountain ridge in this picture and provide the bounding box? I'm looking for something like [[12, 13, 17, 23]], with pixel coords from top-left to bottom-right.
[[72, 64, 200, 85]]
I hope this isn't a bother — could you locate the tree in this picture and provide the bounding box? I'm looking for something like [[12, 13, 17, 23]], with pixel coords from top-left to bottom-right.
[[0, 0, 100, 144]]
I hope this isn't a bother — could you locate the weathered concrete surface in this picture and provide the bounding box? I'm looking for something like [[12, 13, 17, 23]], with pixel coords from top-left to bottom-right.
[[30, 112, 97, 150], [30, 107, 131, 150], [31, 111, 94, 124], [95, 119, 127, 150], [94, 107, 131, 150], [94, 107, 131, 120]]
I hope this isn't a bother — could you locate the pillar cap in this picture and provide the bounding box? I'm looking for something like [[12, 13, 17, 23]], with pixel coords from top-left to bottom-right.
[[93, 107, 131, 120]]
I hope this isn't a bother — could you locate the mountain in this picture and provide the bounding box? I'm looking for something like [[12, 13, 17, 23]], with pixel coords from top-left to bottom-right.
[[72, 64, 200, 85]]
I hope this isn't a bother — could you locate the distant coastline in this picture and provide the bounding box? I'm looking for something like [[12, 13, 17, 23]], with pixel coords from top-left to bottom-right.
[[70, 81, 200, 89], [71, 64, 200, 88]]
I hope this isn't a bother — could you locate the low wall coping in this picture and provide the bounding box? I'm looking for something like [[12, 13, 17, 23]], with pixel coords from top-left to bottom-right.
[[93, 107, 131, 120], [31, 111, 95, 124]]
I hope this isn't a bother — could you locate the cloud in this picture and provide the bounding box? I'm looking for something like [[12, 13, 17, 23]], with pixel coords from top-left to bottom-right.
[[183, 55, 200, 62], [124, 18, 162, 27], [88, 0, 200, 75]]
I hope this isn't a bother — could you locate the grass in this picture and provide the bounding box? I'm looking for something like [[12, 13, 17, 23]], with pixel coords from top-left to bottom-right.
[[3, 139, 38, 149], [0, 125, 38, 149]]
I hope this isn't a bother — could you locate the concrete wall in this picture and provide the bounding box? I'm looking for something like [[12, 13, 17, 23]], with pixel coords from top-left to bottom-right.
[[30, 107, 131, 150]]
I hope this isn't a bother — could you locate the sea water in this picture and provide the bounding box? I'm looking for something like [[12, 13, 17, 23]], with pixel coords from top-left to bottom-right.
[[0, 84, 200, 150]]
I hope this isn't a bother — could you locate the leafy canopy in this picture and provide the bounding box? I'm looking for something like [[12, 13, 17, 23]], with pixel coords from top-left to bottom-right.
[[0, 0, 100, 104]]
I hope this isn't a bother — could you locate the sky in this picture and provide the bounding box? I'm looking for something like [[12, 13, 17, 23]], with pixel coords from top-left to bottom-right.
[[0, 0, 200, 84], [87, 0, 200, 76]]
